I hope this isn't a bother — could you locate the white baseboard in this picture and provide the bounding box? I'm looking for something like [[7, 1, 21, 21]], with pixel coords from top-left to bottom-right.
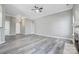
[[5, 34, 16, 36], [34, 33, 73, 40], [25, 33, 35, 35], [5, 33, 73, 41], [5, 34, 25, 36], [0, 40, 5, 44]]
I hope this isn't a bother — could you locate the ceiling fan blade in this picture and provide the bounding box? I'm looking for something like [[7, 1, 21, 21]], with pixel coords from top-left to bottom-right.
[[34, 6, 37, 8], [32, 9, 36, 10], [40, 8, 43, 9]]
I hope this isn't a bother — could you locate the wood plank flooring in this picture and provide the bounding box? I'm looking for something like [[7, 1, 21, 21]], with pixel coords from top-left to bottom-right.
[[0, 34, 72, 54]]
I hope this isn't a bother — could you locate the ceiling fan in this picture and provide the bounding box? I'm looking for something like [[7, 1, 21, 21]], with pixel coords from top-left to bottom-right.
[[32, 6, 43, 13]]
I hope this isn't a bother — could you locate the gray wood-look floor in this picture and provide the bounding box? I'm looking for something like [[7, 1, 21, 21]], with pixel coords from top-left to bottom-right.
[[0, 34, 69, 54]]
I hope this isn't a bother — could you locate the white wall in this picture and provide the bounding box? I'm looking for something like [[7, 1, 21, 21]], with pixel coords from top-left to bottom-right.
[[0, 5, 5, 44], [0, 5, 2, 27], [5, 16, 34, 35], [4, 9, 73, 39], [34, 10, 73, 38], [5, 20, 10, 35], [25, 19, 34, 34], [16, 22, 20, 34], [9, 17, 16, 35], [74, 5, 79, 26], [73, 5, 79, 35], [5, 16, 20, 35], [5, 16, 16, 35]]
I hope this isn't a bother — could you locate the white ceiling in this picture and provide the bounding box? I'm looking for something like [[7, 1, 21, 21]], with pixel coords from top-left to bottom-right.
[[4, 4, 73, 20]]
